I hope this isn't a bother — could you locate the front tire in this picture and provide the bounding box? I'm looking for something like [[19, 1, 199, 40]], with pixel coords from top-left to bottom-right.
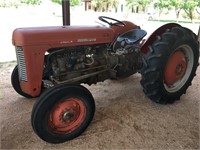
[[11, 65, 33, 98], [141, 27, 199, 104], [31, 84, 95, 143]]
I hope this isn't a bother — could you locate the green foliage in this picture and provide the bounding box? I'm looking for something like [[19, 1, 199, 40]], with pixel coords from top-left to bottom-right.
[[170, 0, 182, 11], [126, 0, 150, 13], [91, 0, 106, 11], [20, 0, 41, 5], [0, 1, 6, 7], [154, 0, 171, 17], [51, 0, 62, 5], [126, 0, 137, 13], [152, 0, 199, 22], [108, 0, 119, 9], [197, 0, 200, 6], [154, 0, 171, 9], [150, 19, 200, 24], [71, 0, 81, 6], [183, 0, 198, 11], [0, 0, 20, 8], [170, 0, 183, 21], [137, 0, 151, 12], [182, 0, 198, 22], [51, 0, 81, 7], [91, 0, 119, 12]]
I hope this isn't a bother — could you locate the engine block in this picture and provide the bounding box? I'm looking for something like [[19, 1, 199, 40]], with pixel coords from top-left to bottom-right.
[[43, 44, 142, 85]]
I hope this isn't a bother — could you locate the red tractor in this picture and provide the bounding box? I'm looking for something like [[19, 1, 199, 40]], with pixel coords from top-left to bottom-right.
[[11, 16, 200, 143]]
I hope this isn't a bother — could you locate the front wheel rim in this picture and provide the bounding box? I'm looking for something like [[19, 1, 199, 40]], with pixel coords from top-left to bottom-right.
[[48, 98, 86, 134], [164, 45, 194, 93]]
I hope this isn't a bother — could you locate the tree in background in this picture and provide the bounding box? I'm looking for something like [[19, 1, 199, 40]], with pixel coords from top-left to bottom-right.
[[1, 0, 41, 7], [20, 0, 41, 5], [107, 0, 119, 12], [137, 0, 151, 13], [51, 0, 81, 7], [154, 0, 171, 18], [70, 0, 80, 6], [126, 0, 150, 13], [126, 0, 138, 13], [91, 0, 119, 12], [91, 0, 106, 11], [196, 0, 200, 15], [170, 0, 182, 22], [0, 0, 20, 7], [182, 0, 198, 22]]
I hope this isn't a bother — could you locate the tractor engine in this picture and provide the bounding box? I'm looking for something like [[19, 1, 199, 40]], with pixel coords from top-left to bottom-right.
[[43, 44, 142, 86]]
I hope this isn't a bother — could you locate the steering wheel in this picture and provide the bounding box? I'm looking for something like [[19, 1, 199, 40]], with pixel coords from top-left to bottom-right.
[[98, 16, 126, 27]]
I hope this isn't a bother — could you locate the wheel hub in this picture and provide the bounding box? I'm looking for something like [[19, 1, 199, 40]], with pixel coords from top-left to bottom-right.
[[176, 64, 184, 75], [62, 110, 74, 122], [164, 50, 187, 86], [48, 98, 86, 134]]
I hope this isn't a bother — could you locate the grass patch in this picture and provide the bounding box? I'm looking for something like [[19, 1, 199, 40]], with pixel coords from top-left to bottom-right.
[[149, 19, 200, 24]]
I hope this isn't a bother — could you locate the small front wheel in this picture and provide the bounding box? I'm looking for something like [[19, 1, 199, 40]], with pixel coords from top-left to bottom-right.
[[11, 65, 33, 98], [31, 84, 95, 143]]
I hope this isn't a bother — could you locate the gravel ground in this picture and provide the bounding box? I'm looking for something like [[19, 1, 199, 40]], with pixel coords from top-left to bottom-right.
[[0, 61, 199, 149]]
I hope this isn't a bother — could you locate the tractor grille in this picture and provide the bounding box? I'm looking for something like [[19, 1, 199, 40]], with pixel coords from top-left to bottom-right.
[[16, 46, 27, 81]]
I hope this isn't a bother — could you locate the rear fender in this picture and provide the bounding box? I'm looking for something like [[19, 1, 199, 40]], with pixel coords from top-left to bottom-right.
[[141, 23, 181, 54]]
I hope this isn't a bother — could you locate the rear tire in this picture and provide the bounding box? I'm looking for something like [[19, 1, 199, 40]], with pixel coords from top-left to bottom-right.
[[11, 65, 33, 98], [31, 84, 95, 143], [140, 27, 199, 104]]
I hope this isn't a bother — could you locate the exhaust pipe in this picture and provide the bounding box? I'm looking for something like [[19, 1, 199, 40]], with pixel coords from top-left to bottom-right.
[[62, 0, 70, 25]]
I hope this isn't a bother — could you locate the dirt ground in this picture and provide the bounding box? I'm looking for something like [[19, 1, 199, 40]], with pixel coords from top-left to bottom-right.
[[0, 61, 199, 150]]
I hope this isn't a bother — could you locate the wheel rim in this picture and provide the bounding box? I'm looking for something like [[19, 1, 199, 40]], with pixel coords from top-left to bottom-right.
[[164, 45, 194, 93], [48, 98, 86, 134]]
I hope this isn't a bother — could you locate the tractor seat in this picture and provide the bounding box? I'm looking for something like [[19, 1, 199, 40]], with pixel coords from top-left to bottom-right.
[[117, 29, 147, 44]]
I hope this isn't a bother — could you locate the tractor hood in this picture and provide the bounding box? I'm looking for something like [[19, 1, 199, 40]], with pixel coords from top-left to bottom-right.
[[12, 25, 115, 47]]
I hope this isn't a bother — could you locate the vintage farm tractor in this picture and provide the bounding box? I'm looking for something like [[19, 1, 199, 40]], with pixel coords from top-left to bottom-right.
[[11, 15, 200, 143]]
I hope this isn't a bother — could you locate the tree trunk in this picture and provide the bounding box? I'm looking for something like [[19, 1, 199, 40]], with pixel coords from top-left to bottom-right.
[[175, 9, 181, 22]]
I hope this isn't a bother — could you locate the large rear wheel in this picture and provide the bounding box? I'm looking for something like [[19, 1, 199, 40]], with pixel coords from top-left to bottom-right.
[[141, 27, 199, 104], [31, 84, 95, 143]]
